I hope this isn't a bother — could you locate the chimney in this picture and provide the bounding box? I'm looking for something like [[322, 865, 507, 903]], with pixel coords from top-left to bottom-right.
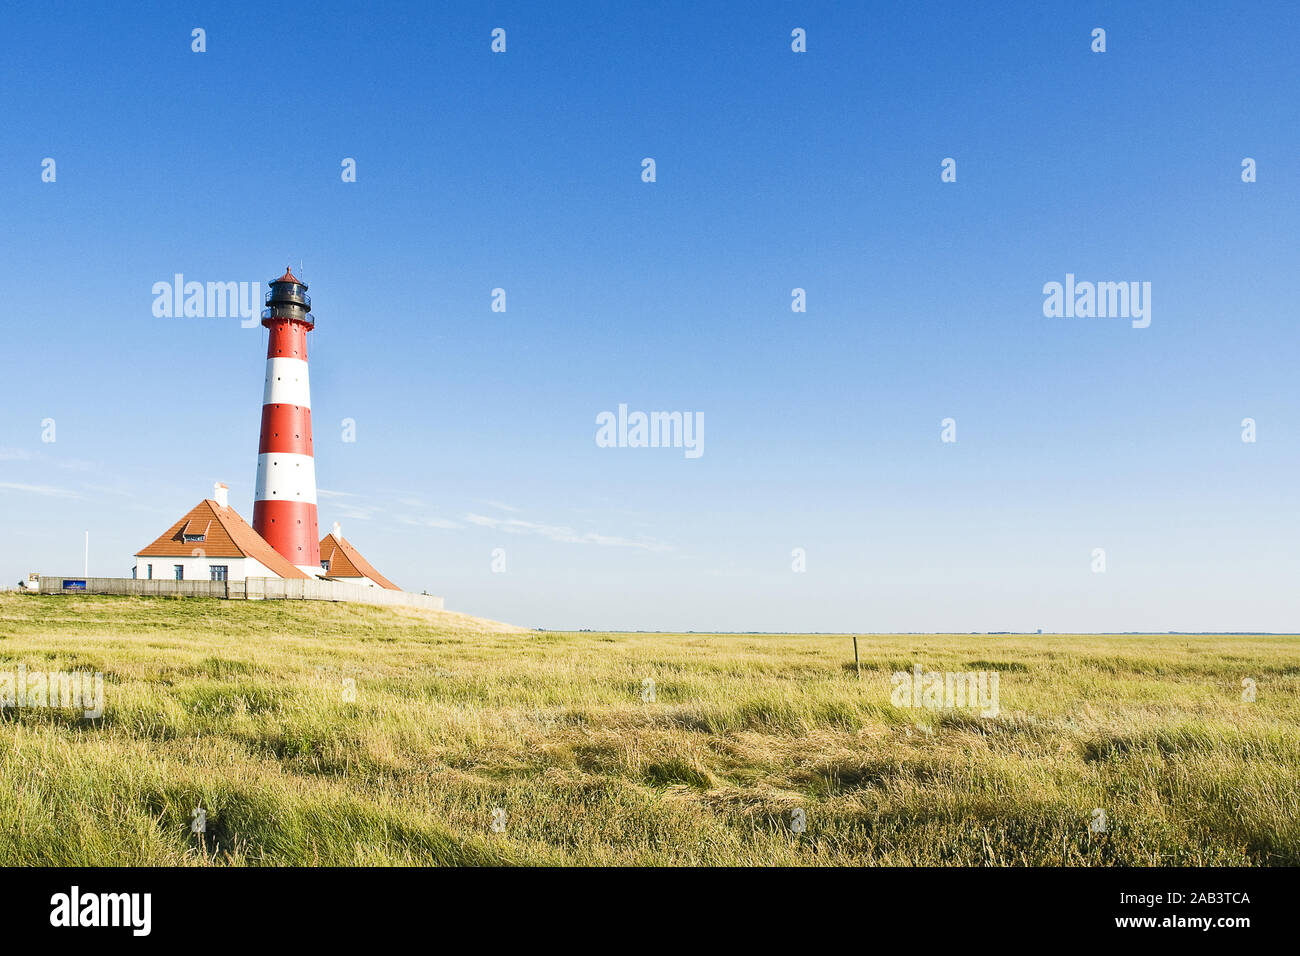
[[213, 482, 229, 508], [331, 521, 342, 538]]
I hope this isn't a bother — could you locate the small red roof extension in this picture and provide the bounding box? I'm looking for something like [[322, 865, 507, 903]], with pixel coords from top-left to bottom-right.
[[319, 532, 401, 590]]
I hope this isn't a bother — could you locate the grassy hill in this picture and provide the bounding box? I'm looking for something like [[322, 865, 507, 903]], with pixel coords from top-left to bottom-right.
[[0, 593, 1296, 865]]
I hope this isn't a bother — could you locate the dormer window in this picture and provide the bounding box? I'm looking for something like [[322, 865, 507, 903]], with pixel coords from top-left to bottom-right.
[[180, 518, 211, 545], [320, 559, 330, 571]]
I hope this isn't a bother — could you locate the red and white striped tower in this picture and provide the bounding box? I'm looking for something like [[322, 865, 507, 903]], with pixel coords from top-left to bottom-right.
[[253, 267, 320, 573]]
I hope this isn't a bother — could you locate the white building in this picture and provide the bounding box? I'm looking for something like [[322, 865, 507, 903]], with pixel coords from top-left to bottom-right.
[[134, 483, 309, 583]]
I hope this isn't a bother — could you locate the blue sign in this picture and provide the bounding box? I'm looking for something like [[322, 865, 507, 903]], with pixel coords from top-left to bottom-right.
[[62, 579, 87, 591]]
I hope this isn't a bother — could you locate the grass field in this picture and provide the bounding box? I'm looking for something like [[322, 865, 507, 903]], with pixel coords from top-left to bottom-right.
[[0, 593, 1296, 866]]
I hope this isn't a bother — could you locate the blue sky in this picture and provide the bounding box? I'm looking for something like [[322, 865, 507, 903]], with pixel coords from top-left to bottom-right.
[[1, 1, 1297, 631]]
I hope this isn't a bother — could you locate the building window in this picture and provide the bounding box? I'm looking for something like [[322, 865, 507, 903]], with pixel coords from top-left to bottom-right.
[[147, 564, 153, 580], [132, 567, 137, 579], [209, 565, 228, 581], [174, 565, 184, 580], [320, 560, 330, 571], [183, 533, 206, 543]]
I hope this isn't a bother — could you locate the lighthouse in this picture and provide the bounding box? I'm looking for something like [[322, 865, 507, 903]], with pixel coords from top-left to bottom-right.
[[253, 267, 320, 573]]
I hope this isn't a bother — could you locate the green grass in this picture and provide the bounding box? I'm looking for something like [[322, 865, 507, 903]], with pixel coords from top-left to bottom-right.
[[0, 593, 1296, 865]]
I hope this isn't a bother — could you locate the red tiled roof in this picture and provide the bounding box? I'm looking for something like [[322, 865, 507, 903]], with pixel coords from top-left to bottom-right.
[[136, 498, 309, 579], [319, 532, 400, 590], [274, 267, 302, 285]]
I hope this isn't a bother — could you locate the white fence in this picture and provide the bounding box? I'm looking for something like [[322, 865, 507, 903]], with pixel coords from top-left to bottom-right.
[[37, 576, 445, 611], [239, 577, 445, 610], [38, 576, 228, 598]]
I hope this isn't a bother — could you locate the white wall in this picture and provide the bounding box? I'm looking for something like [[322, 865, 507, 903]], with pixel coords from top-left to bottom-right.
[[329, 574, 383, 589], [38, 576, 445, 611], [133, 555, 272, 582], [243, 577, 443, 610]]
